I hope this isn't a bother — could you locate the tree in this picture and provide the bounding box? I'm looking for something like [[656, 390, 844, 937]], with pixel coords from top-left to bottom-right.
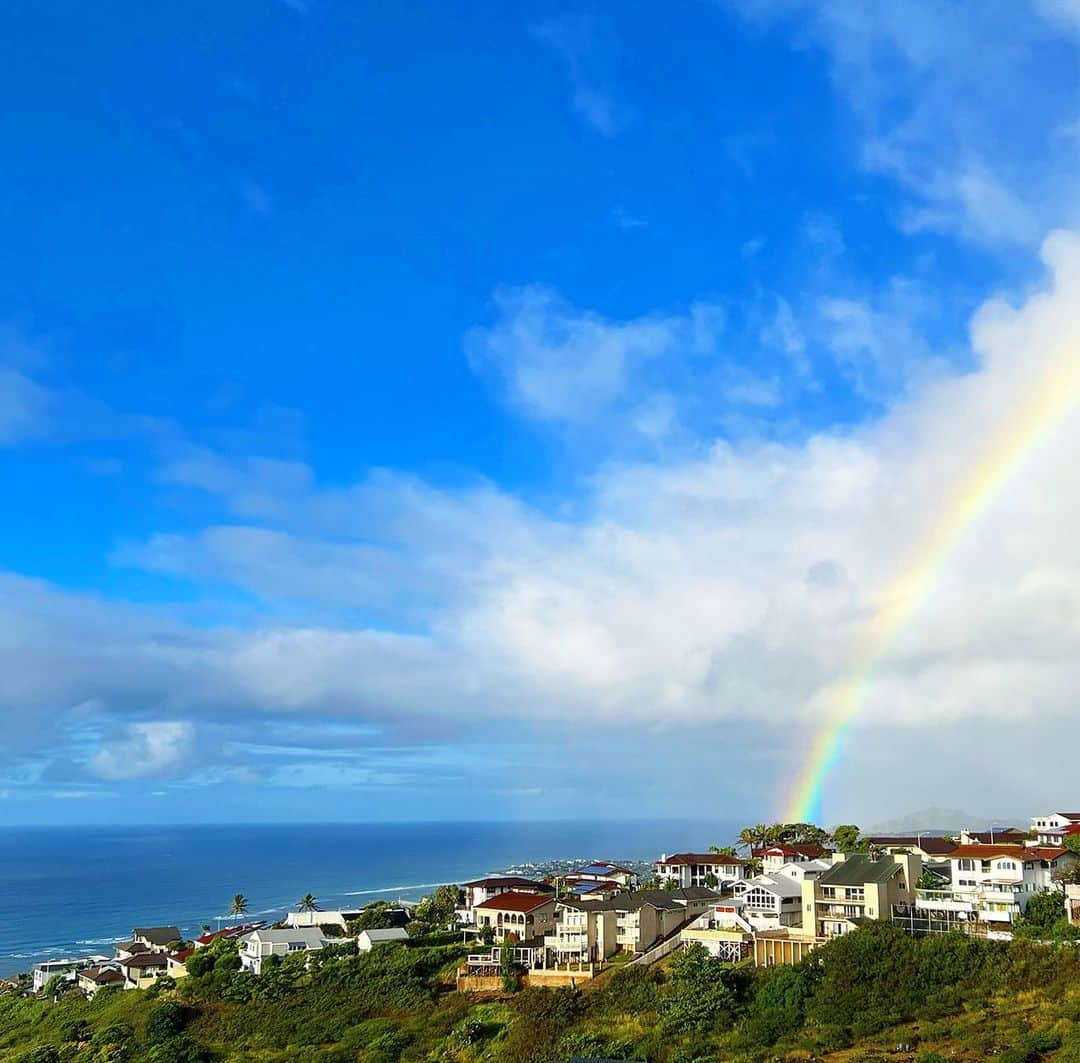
[[831, 824, 861, 853], [663, 943, 749, 1033], [230, 893, 249, 917], [708, 845, 738, 858], [296, 893, 319, 912], [40, 974, 66, 999], [1063, 834, 1080, 856], [347, 901, 396, 932], [500, 939, 518, 992], [704, 872, 718, 889], [407, 884, 460, 936], [184, 950, 216, 978]]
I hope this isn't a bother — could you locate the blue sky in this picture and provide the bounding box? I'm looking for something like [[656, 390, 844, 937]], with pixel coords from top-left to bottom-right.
[[2, 0, 1079, 825]]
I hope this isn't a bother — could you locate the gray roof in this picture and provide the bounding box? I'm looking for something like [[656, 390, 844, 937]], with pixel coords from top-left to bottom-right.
[[818, 855, 902, 886], [244, 927, 327, 946], [737, 873, 802, 899], [360, 928, 408, 942], [560, 886, 719, 913], [133, 927, 180, 945]]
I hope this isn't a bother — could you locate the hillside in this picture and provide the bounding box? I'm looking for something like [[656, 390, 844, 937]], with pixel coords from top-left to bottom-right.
[[1, 925, 1078, 1062]]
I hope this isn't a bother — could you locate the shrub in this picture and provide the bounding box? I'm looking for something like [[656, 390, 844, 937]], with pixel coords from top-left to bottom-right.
[[596, 964, 661, 1014], [59, 1019, 92, 1043], [742, 963, 812, 1044], [92, 1022, 135, 1047], [663, 944, 751, 1034], [146, 1001, 187, 1044], [17, 1048, 59, 1063]]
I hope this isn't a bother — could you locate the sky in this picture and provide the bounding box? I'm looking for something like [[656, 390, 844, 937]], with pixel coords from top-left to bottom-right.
[[1, 0, 1078, 826]]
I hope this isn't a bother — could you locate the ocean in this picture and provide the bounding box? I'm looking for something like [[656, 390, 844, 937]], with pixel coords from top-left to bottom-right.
[[0, 819, 737, 977]]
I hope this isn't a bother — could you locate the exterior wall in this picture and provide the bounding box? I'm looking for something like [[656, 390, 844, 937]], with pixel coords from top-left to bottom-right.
[[475, 899, 557, 943], [804, 854, 919, 937], [1067, 884, 1080, 927], [754, 932, 820, 967]]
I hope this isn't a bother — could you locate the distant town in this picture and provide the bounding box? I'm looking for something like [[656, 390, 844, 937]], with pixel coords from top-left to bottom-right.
[[11, 809, 1080, 1000]]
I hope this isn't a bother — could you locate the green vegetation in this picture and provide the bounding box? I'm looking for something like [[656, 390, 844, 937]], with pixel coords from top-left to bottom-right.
[[1, 926, 1077, 1061]]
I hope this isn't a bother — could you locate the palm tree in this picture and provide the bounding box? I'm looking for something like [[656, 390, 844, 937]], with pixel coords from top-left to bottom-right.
[[297, 893, 319, 912], [230, 893, 249, 917], [737, 826, 758, 856]]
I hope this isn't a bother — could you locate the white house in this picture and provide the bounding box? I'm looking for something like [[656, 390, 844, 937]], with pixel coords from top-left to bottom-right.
[[33, 956, 108, 994], [1031, 812, 1080, 846], [568, 862, 637, 888], [285, 909, 369, 932], [731, 874, 804, 929], [773, 859, 831, 884], [239, 928, 329, 975], [357, 927, 409, 952], [458, 877, 552, 924], [755, 844, 831, 873], [654, 852, 747, 888], [681, 903, 755, 962], [917, 844, 1077, 936]]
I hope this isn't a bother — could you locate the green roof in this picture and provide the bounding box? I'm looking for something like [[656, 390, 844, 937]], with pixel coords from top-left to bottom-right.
[[818, 855, 901, 885]]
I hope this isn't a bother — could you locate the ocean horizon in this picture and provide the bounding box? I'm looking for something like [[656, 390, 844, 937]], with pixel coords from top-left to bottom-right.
[[0, 818, 741, 977]]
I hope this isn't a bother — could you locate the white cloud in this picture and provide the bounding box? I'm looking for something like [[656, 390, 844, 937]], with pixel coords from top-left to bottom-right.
[[465, 285, 726, 430], [89, 721, 197, 781], [531, 13, 630, 136], [731, 0, 1079, 247], [3, 231, 1079, 813]]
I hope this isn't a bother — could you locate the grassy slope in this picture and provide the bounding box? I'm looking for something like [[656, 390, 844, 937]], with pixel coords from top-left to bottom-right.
[[1, 937, 1077, 1062]]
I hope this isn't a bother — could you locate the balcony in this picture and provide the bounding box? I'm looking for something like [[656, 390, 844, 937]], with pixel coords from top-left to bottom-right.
[[916, 889, 976, 913]]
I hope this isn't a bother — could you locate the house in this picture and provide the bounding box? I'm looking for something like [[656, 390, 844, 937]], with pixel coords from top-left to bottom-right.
[[77, 966, 124, 998], [118, 952, 170, 990], [548, 887, 720, 958], [864, 835, 957, 859], [32, 956, 108, 994], [655, 852, 748, 888], [559, 877, 624, 901], [543, 900, 619, 965], [568, 862, 637, 888], [285, 909, 365, 932], [474, 892, 557, 944], [609, 888, 719, 953], [131, 927, 181, 951], [803, 852, 920, 938], [115, 941, 151, 960], [239, 928, 329, 975], [1028, 808, 1080, 842], [1031, 812, 1080, 846], [357, 927, 409, 952], [731, 873, 804, 930], [755, 843, 831, 873], [193, 923, 266, 948], [957, 828, 1026, 846], [773, 858, 831, 883], [167, 949, 193, 978], [1067, 884, 1080, 927], [458, 877, 553, 924], [914, 844, 1078, 937], [681, 903, 755, 962]]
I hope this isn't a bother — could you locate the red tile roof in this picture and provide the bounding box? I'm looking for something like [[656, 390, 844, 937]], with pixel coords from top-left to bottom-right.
[[474, 891, 555, 914], [947, 845, 1069, 862]]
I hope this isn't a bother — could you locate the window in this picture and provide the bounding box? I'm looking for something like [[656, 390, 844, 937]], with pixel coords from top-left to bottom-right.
[[822, 886, 836, 898], [958, 859, 975, 871]]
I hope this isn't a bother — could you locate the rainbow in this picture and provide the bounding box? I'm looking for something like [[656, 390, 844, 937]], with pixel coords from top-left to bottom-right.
[[783, 344, 1080, 825]]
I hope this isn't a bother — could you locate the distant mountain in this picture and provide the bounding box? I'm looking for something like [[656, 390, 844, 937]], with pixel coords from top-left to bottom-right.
[[865, 807, 1028, 835]]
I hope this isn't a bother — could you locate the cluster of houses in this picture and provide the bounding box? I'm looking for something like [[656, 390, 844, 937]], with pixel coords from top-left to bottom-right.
[[27, 810, 1080, 996]]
